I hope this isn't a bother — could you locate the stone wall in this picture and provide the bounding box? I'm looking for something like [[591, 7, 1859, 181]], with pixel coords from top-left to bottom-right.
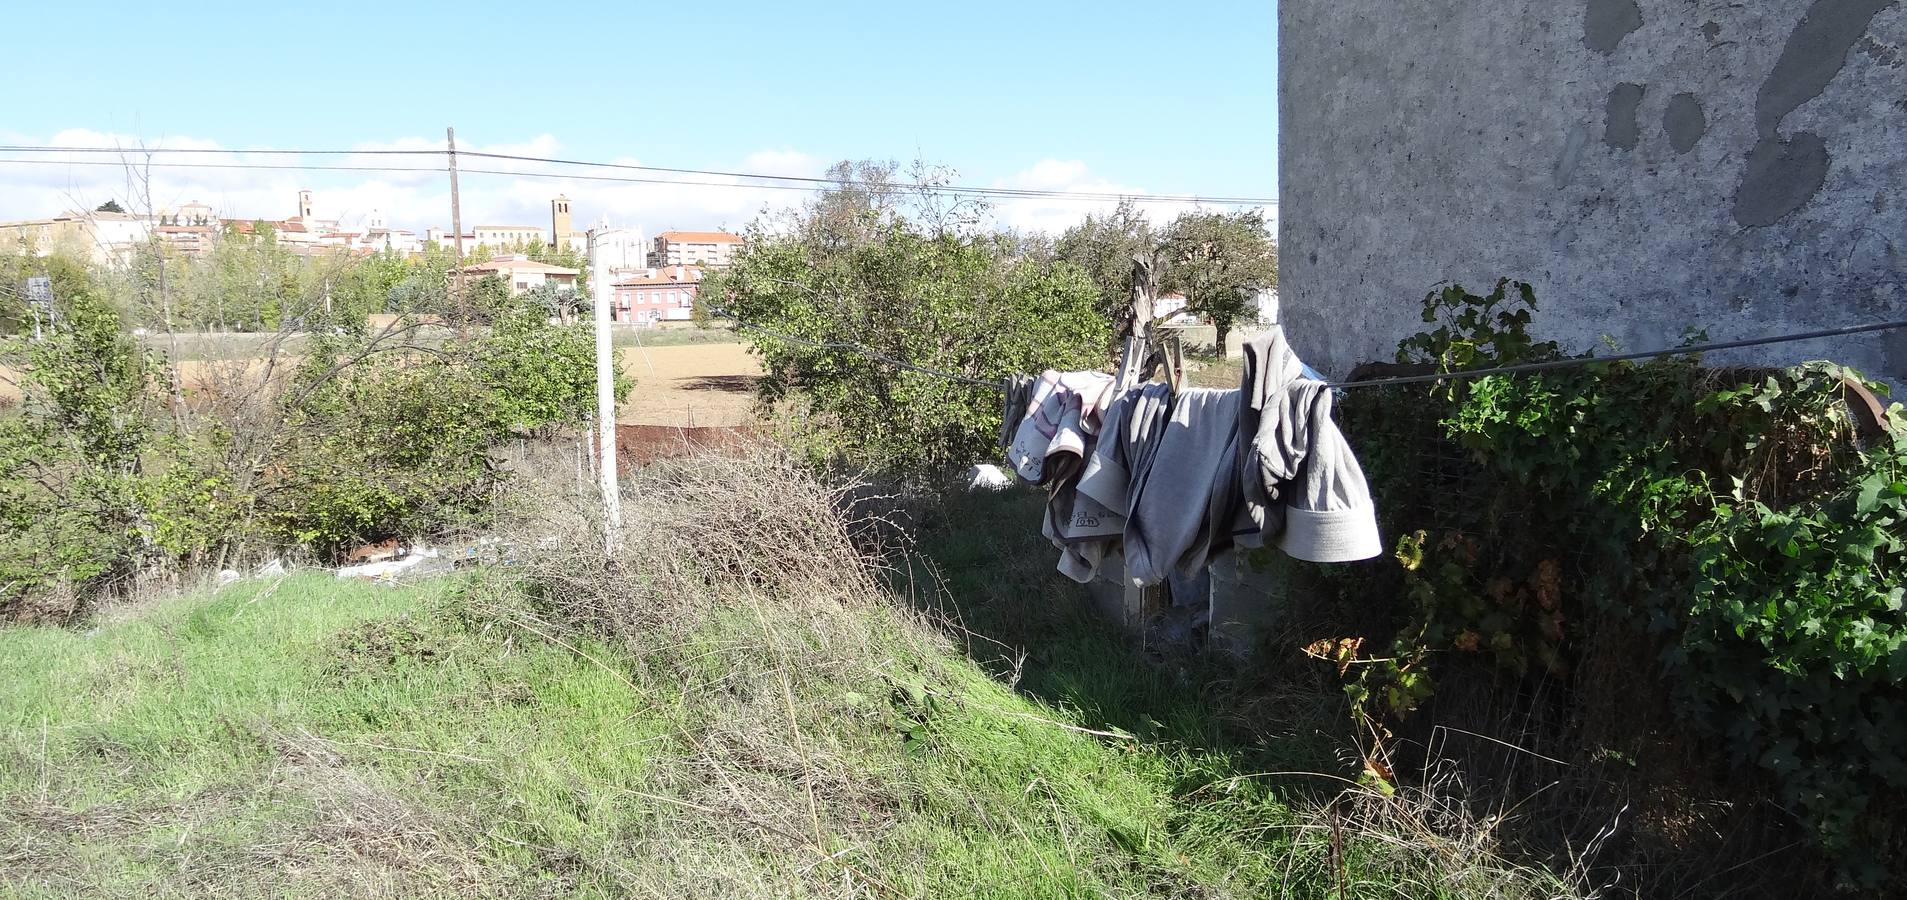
[[1278, 1, 1907, 385]]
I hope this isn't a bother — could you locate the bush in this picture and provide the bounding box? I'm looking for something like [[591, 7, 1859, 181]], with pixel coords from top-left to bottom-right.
[[0, 259, 158, 613], [700, 183, 1108, 473], [262, 300, 611, 553], [0, 278, 610, 615], [1329, 280, 1906, 889]]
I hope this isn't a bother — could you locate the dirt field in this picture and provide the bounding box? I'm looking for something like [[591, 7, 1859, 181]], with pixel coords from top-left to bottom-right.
[[617, 341, 761, 427], [3, 340, 763, 427]]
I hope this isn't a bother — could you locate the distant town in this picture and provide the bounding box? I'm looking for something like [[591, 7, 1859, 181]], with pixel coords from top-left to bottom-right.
[[0, 190, 742, 326]]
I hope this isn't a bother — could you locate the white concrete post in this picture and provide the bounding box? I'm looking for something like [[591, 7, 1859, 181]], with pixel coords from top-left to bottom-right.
[[594, 279, 623, 553]]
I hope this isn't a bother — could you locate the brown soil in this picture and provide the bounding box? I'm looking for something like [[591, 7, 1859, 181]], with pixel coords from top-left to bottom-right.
[[3, 341, 765, 428], [617, 343, 762, 427]]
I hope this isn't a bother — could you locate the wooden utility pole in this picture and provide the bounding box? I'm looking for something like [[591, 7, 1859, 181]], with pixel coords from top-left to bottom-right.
[[447, 127, 466, 304]]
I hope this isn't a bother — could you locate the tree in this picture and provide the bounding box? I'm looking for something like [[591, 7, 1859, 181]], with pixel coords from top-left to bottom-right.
[[1158, 210, 1277, 350], [1056, 200, 1157, 327], [699, 160, 1106, 473], [94, 200, 126, 214]]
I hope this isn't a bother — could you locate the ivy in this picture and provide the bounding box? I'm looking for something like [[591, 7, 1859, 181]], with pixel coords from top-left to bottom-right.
[[1332, 280, 1907, 888]]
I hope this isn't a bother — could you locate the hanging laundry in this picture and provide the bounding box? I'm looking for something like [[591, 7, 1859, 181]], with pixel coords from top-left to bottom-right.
[[1120, 387, 1245, 587], [1234, 328, 1381, 562], [1076, 381, 1174, 518], [1005, 370, 1117, 484], [999, 374, 1035, 452], [1053, 381, 1174, 584]]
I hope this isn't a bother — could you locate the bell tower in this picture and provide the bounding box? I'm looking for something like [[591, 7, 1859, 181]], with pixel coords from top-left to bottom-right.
[[551, 195, 573, 247]]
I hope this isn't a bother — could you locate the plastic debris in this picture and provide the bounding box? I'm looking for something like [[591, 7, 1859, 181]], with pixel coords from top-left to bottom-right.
[[965, 463, 1014, 492]]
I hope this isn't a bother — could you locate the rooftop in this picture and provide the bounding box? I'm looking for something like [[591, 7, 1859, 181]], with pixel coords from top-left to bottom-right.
[[656, 230, 743, 244], [459, 255, 581, 276], [613, 270, 704, 287]]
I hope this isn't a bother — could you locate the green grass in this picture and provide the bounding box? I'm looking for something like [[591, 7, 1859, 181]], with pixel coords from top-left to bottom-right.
[[0, 548, 1567, 896], [610, 326, 743, 348]]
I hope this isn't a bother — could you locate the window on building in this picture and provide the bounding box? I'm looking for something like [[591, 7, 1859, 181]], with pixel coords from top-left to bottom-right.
[[516, 281, 528, 290]]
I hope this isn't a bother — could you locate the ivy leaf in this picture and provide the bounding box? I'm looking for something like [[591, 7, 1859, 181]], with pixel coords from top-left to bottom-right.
[[1856, 472, 1887, 515]]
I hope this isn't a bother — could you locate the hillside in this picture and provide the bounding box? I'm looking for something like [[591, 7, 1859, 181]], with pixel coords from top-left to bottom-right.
[[0, 453, 1565, 899]]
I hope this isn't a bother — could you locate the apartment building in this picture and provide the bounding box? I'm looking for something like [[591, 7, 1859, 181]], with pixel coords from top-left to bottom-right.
[[647, 230, 742, 268], [610, 265, 702, 325], [473, 224, 547, 250], [0, 209, 152, 265]]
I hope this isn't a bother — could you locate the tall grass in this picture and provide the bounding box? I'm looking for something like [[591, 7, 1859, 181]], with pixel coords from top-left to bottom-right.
[[0, 447, 1579, 898]]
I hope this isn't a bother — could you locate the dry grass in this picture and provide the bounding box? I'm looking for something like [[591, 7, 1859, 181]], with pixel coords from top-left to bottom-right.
[[2, 441, 1582, 898]]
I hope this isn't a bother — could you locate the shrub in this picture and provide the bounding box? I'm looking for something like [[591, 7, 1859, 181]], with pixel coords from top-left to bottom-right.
[[1330, 280, 1906, 888], [0, 278, 610, 614], [0, 260, 158, 613], [700, 180, 1108, 474]]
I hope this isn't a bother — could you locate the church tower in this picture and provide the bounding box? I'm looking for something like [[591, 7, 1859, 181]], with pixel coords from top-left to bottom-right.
[[551, 195, 573, 247]]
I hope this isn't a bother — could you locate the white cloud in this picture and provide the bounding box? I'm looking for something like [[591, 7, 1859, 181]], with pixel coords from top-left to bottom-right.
[[0, 132, 1263, 242], [0, 129, 829, 238], [986, 158, 1277, 236]]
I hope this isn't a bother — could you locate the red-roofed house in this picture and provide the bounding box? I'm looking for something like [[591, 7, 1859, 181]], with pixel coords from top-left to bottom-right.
[[457, 254, 581, 295], [647, 230, 743, 268]]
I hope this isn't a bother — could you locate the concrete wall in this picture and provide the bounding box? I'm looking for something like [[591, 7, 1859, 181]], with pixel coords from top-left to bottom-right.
[[1279, 1, 1907, 384]]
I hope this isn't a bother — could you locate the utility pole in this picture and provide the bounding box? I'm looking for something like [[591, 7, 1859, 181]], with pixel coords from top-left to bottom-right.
[[447, 127, 466, 307], [594, 261, 624, 553]]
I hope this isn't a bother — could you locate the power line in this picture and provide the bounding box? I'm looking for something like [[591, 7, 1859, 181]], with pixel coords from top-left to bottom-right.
[[0, 157, 927, 197], [712, 306, 1907, 394], [0, 158, 442, 175], [456, 149, 1280, 204], [0, 144, 1279, 206], [0, 145, 436, 157], [1322, 319, 1907, 389]]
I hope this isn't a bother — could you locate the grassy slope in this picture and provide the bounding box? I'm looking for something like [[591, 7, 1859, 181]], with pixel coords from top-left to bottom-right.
[[1, 556, 1561, 897]]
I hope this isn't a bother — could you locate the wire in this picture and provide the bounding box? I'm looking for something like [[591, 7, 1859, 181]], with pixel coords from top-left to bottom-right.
[[707, 307, 1004, 389], [1323, 319, 1907, 389], [711, 305, 1907, 396], [0, 145, 1279, 206], [0, 145, 437, 157], [0, 158, 443, 175], [0, 157, 963, 198], [457, 149, 1281, 205]]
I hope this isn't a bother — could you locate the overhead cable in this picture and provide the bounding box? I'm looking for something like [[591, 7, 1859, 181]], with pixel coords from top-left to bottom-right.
[[0, 145, 1279, 206], [713, 306, 1907, 394], [1322, 319, 1907, 388]]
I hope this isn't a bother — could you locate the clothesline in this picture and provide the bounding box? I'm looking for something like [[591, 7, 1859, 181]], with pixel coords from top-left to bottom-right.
[[713, 307, 1907, 391], [1325, 318, 1907, 388]]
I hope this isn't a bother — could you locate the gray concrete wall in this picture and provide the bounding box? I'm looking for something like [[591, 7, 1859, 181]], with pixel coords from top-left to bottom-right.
[[1278, 1, 1907, 384]]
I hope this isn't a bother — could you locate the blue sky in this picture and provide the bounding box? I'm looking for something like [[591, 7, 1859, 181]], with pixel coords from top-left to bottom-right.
[[2, 1, 1277, 233]]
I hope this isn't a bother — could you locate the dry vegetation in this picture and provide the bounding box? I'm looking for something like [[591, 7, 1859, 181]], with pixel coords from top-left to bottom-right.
[[0, 446, 1580, 898]]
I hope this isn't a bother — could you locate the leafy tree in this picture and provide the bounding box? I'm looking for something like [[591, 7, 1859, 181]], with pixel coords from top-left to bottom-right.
[[1056, 200, 1156, 326], [701, 161, 1106, 473], [94, 200, 126, 214], [1158, 210, 1277, 350], [0, 258, 158, 611], [521, 280, 586, 325]]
